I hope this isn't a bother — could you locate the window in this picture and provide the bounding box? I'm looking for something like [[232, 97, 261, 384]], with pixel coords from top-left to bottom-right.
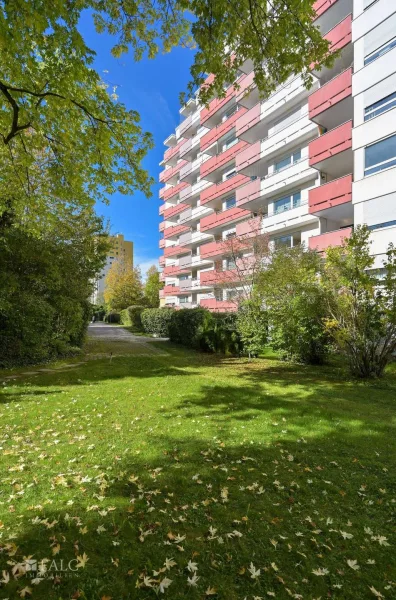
[[226, 290, 238, 300], [364, 92, 396, 121], [225, 196, 236, 210], [226, 258, 237, 270], [222, 104, 239, 121], [364, 0, 378, 9], [274, 149, 302, 173], [273, 235, 292, 248], [365, 134, 396, 176], [179, 275, 189, 281], [368, 220, 396, 231], [223, 134, 238, 151], [179, 296, 189, 304], [224, 169, 237, 180], [368, 268, 386, 280], [364, 13, 396, 65], [365, 37, 396, 65], [226, 231, 236, 239], [273, 192, 301, 214]]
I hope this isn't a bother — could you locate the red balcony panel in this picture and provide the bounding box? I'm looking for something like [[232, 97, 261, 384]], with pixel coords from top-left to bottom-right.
[[164, 245, 190, 258], [235, 103, 261, 139], [325, 14, 352, 52], [159, 256, 165, 267], [236, 140, 261, 172], [164, 285, 180, 295], [236, 216, 262, 238], [160, 159, 188, 183], [163, 203, 189, 220], [159, 238, 165, 249], [200, 240, 229, 260], [163, 137, 186, 163], [235, 70, 256, 104], [159, 221, 165, 232], [200, 75, 246, 125], [200, 298, 237, 312], [160, 181, 189, 201], [309, 68, 352, 120], [159, 289, 165, 298], [201, 206, 251, 231], [200, 107, 247, 152], [236, 178, 261, 207], [309, 174, 352, 214], [309, 120, 352, 167], [200, 140, 249, 179], [308, 226, 352, 252], [159, 204, 166, 216], [200, 174, 249, 205], [163, 264, 190, 276], [200, 269, 239, 286], [313, 0, 338, 19], [164, 224, 190, 239]]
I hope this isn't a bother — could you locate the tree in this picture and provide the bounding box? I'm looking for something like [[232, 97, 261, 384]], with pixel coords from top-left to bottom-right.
[[0, 207, 108, 365], [323, 226, 396, 378], [104, 259, 144, 310], [258, 244, 329, 365], [0, 1, 335, 233], [144, 265, 162, 308]]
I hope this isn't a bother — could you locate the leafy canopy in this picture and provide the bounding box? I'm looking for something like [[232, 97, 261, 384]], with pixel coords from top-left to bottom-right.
[[104, 259, 144, 310], [144, 265, 162, 308], [0, 1, 334, 232]]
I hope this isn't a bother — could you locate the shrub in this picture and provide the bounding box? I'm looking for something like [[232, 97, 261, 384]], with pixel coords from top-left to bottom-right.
[[105, 311, 121, 324], [236, 299, 268, 358], [120, 305, 145, 330], [141, 308, 174, 337]]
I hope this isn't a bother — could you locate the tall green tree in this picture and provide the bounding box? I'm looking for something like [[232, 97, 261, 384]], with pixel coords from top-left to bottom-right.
[[258, 245, 329, 365], [323, 226, 396, 378], [104, 260, 144, 309], [0, 1, 335, 233], [144, 265, 162, 308]]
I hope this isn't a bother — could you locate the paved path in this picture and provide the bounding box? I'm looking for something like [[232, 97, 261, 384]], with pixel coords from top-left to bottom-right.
[[87, 323, 168, 355]]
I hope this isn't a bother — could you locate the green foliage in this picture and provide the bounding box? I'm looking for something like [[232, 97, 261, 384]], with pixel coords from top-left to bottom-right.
[[141, 308, 174, 337], [258, 245, 329, 365], [105, 311, 121, 324], [0, 211, 107, 367], [169, 308, 242, 354], [323, 226, 396, 378], [104, 262, 144, 310], [144, 266, 162, 308], [236, 298, 268, 357], [120, 305, 146, 330]]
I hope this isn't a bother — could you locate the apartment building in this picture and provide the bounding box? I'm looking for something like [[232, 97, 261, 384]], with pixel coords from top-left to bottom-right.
[[92, 234, 134, 304], [159, 0, 396, 311]]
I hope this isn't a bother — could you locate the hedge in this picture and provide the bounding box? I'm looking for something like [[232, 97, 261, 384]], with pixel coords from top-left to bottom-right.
[[105, 310, 121, 324], [120, 305, 145, 330], [141, 308, 174, 337], [169, 308, 242, 354]]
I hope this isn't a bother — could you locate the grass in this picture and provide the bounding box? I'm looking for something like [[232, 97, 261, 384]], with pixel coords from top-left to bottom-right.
[[0, 336, 395, 600]]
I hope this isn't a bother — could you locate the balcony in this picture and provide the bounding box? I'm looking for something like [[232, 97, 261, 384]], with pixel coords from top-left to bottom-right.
[[179, 179, 212, 205], [160, 181, 189, 202], [159, 221, 165, 232], [236, 178, 262, 208], [179, 155, 207, 184], [179, 277, 212, 292], [200, 298, 238, 312], [159, 289, 165, 299], [308, 226, 352, 252], [200, 140, 248, 181], [309, 120, 352, 178], [179, 253, 213, 269], [163, 137, 186, 166], [163, 264, 191, 277], [159, 256, 165, 267], [313, 14, 353, 84], [236, 216, 262, 238], [163, 223, 190, 240], [164, 244, 191, 258], [160, 160, 187, 184], [163, 202, 189, 220], [200, 108, 247, 153], [314, 0, 353, 36], [159, 238, 165, 249], [200, 206, 251, 233], [200, 269, 238, 286], [164, 284, 181, 295], [235, 71, 259, 109], [200, 174, 249, 207], [179, 109, 200, 138], [261, 198, 318, 235], [200, 239, 230, 260], [200, 78, 245, 128], [309, 173, 352, 216], [309, 68, 352, 130], [260, 159, 318, 202], [178, 204, 213, 226], [179, 230, 213, 247], [236, 103, 261, 142]]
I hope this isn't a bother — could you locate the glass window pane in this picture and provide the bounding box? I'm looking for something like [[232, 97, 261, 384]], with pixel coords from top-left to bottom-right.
[[293, 150, 302, 162], [364, 92, 396, 121], [225, 196, 236, 209], [274, 195, 291, 214], [292, 192, 301, 208], [275, 156, 291, 172], [365, 134, 396, 175]]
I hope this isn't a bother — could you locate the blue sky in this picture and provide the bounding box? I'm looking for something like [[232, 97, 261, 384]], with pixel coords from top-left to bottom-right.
[[78, 12, 194, 276]]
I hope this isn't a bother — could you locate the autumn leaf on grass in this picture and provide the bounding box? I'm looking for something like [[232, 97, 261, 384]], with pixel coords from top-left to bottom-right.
[[206, 587, 217, 596], [369, 586, 384, 598], [76, 553, 89, 569], [187, 573, 200, 587], [248, 562, 260, 580], [164, 557, 177, 570], [312, 568, 329, 576], [346, 560, 359, 571], [159, 577, 172, 593], [19, 588, 32, 598]]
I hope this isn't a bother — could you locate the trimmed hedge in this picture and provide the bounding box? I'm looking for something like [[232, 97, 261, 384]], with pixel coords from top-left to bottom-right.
[[141, 308, 174, 337], [105, 310, 121, 324], [120, 305, 145, 330], [169, 308, 242, 354]]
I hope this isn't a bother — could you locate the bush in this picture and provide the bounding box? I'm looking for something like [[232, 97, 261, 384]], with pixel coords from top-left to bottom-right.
[[141, 308, 174, 337], [120, 305, 145, 330], [105, 311, 121, 324], [169, 308, 242, 354]]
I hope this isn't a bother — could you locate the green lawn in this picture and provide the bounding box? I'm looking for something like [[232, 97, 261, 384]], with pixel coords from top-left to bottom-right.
[[0, 339, 395, 599]]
